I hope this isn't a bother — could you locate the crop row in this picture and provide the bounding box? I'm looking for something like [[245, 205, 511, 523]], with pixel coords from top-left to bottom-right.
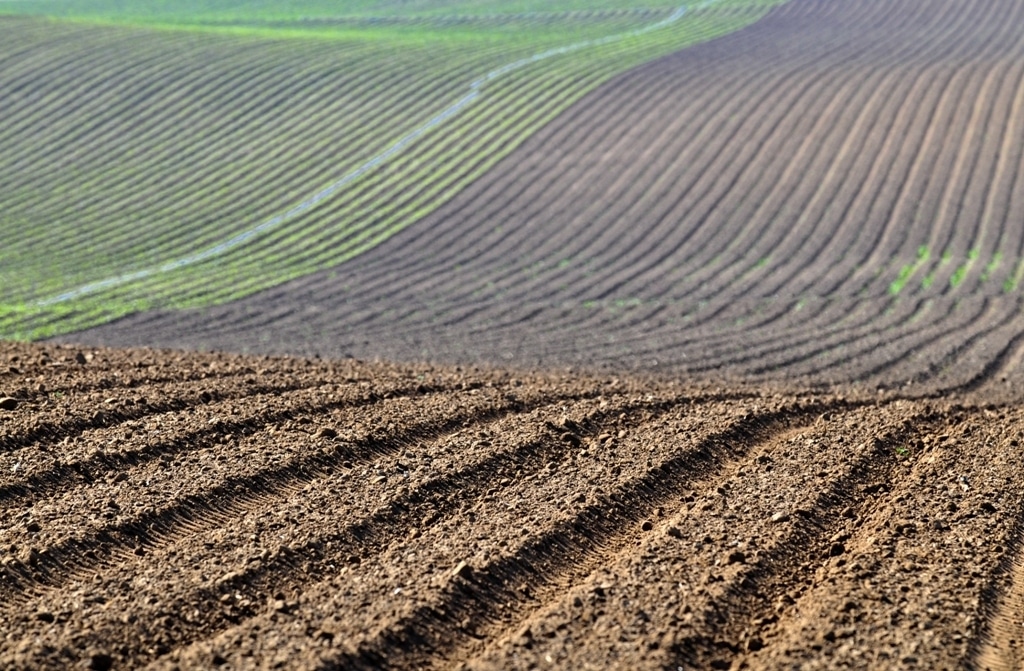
[[86, 0, 1024, 392], [0, 4, 772, 339]]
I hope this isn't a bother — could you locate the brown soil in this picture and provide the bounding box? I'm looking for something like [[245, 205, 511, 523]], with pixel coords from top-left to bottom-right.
[[22, 0, 1024, 667], [64, 0, 1024, 400], [0, 340, 1021, 670]]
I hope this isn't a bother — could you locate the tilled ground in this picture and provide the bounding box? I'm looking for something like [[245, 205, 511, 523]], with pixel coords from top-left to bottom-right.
[[1, 341, 1023, 670], [68, 0, 1024, 399]]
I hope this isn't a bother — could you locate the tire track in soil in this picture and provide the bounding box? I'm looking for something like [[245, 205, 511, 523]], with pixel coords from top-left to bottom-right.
[[752, 405, 1024, 670], [0, 382, 581, 608], [973, 532, 1024, 671], [0, 376, 445, 509], [3, 343, 1024, 668], [459, 402, 916, 670], [313, 400, 849, 671], [131, 398, 677, 669], [968, 406, 1024, 671], [666, 409, 936, 670], [0, 390, 681, 669]]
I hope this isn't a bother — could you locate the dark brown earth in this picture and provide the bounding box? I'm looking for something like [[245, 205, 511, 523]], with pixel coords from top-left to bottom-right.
[[65, 0, 1024, 399], [24, 0, 1024, 668], [1, 340, 1023, 670]]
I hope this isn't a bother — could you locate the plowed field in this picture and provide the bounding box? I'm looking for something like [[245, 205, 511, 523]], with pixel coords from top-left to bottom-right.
[[1, 340, 1023, 670], [11, 0, 1024, 667], [0, 344, 1019, 667], [69, 0, 1024, 398]]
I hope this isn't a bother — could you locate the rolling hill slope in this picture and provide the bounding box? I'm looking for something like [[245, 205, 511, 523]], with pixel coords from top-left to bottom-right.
[[0, 2, 774, 338], [72, 0, 1024, 396]]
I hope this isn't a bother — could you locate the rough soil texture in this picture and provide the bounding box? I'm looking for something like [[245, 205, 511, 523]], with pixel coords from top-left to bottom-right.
[[24, 0, 1024, 668], [66, 0, 1024, 398], [0, 340, 1022, 670]]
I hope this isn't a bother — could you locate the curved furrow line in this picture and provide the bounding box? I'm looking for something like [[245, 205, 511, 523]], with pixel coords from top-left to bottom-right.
[[973, 61, 1024, 287], [749, 405, 1020, 670], [0, 391, 678, 668], [0, 350, 424, 447], [720, 55, 941, 303], [948, 302, 1024, 395], [479, 43, 841, 310], [308, 398, 851, 670], [209, 18, 782, 311], [229, 63, 623, 261], [704, 297, 949, 385], [616, 297, 934, 384], [598, 0, 1019, 309], [672, 298, 925, 379], [0, 382, 573, 609], [930, 65, 1020, 294], [840, 60, 977, 296], [353, 270, 908, 376], [0, 33, 181, 142], [59, 11, 741, 323], [2, 40, 528, 276], [0, 372, 328, 456], [15, 48, 465, 212], [288, 45, 824, 326], [553, 300, 911, 384], [359, 290, 868, 381], [315, 8, 909, 329], [654, 68, 905, 304], [929, 0, 1024, 291], [845, 74, 990, 291], [1, 9, 751, 326], [6, 14, 737, 311], [924, 303, 1024, 395], [0, 376, 451, 508], [3, 53, 460, 253], [6, 28, 504, 195], [0, 49, 372, 184], [0, 39, 270, 176], [612, 0, 934, 298], [893, 301, 1024, 390], [920, 68, 1005, 293], [467, 403, 934, 670], [107, 53, 703, 312], [0, 34, 369, 168], [840, 297, 997, 388], [671, 0, 999, 307]]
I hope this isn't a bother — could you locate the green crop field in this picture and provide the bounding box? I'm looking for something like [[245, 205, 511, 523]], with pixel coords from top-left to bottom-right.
[[0, 0, 779, 340]]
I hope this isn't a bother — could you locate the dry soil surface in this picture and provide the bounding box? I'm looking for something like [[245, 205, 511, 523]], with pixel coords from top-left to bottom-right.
[[2, 341, 1024, 670]]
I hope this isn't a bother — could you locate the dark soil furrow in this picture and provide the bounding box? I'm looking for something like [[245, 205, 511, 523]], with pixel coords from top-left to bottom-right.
[[0, 384, 572, 607], [0, 377, 446, 508], [0, 392, 666, 669], [461, 402, 910, 670], [0, 375, 323, 456], [316, 400, 844, 670], [751, 405, 1024, 669], [668, 409, 934, 669], [65, 0, 1024, 394]]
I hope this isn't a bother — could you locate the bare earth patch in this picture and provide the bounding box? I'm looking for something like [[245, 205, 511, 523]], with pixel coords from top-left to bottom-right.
[[0, 341, 1021, 669]]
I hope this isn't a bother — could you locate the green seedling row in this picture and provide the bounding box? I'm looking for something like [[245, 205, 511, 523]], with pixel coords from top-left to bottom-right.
[[0, 2, 775, 338]]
